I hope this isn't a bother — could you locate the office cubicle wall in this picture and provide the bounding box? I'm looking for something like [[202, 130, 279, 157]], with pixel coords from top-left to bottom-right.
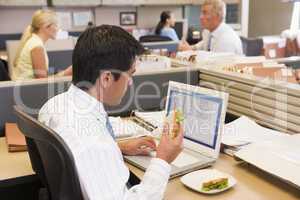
[[105, 69, 200, 115], [0, 68, 199, 136], [199, 68, 300, 134], [0, 78, 70, 136], [48, 50, 73, 74]]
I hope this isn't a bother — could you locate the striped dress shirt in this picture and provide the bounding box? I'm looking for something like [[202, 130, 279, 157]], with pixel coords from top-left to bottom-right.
[[38, 84, 171, 200], [193, 23, 243, 55]]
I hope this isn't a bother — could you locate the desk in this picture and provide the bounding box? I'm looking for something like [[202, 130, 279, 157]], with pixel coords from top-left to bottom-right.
[[1, 137, 300, 199], [0, 137, 34, 181], [128, 153, 300, 200]]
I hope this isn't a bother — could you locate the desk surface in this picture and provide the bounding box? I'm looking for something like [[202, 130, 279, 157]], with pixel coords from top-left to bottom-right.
[[128, 153, 300, 200], [1, 137, 300, 199]]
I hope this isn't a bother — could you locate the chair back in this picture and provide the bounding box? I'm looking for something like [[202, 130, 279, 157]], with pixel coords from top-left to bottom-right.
[[15, 106, 84, 200], [0, 59, 10, 81], [240, 36, 264, 56], [139, 35, 172, 43]]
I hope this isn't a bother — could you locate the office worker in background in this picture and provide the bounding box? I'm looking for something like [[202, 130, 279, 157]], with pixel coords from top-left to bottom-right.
[[181, 0, 243, 55], [155, 11, 179, 41], [12, 9, 72, 80], [39, 25, 183, 200]]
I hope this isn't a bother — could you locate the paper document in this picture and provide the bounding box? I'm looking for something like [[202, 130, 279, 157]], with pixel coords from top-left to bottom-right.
[[109, 117, 151, 139], [222, 116, 285, 147], [134, 111, 165, 128], [235, 134, 300, 188]]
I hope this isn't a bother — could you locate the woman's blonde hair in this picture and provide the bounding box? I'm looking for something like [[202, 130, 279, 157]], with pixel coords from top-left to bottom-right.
[[14, 9, 58, 67]]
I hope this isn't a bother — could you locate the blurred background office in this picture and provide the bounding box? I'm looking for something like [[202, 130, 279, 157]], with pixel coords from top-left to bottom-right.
[[1, 0, 300, 80]]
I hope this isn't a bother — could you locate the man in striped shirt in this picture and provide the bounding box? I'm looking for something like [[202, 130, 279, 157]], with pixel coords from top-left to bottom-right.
[[39, 25, 183, 200]]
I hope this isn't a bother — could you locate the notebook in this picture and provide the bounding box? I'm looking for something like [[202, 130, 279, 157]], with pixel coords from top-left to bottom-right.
[[5, 123, 27, 152], [124, 81, 228, 178]]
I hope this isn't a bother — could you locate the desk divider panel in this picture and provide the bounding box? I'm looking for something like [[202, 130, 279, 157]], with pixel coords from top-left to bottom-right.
[[199, 68, 300, 134], [0, 69, 199, 136]]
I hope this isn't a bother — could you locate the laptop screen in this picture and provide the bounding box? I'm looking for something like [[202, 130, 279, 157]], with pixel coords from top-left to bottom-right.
[[166, 83, 223, 150]]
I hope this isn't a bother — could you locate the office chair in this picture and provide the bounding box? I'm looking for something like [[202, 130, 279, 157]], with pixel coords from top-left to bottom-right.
[[240, 36, 264, 56], [0, 59, 10, 81], [139, 35, 172, 43], [14, 106, 84, 200]]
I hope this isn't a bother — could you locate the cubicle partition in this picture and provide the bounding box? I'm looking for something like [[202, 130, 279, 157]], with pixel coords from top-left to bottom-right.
[[0, 77, 70, 136], [0, 68, 199, 136], [106, 68, 200, 115], [47, 50, 73, 74], [198, 67, 300, 134]]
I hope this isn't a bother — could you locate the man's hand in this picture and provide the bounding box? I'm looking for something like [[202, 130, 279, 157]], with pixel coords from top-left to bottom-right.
[[178, 40, 192, 51], [118, 136, 156, 156], [156, 123, 183, 164]]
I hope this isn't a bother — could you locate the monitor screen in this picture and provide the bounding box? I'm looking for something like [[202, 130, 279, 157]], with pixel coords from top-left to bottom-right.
[[174, 21, 183, 39], [166, 82, 224, 150], [173, 19, 188, 40], [142, 41, 178, 52]]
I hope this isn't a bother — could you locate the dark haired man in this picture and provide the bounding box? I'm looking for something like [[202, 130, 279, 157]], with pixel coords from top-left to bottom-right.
[[39, 25, 183, 199]]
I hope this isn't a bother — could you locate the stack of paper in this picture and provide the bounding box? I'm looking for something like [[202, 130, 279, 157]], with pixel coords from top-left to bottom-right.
[[173, 50, 236, 67], [109, 117, 150, 139], [234, 134, 300, 189], [134, 110, 165, 128], [222, 116, 286, 156], [223, 116, 300, 188], [108, 111, 165, 139]]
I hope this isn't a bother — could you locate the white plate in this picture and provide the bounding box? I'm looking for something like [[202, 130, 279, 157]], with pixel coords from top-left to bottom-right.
[[180, 169, 236, 194]]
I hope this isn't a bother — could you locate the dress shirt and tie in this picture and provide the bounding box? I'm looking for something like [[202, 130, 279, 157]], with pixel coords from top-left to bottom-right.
[[38, 84, 171, 200], [193, 23, 243, 55]]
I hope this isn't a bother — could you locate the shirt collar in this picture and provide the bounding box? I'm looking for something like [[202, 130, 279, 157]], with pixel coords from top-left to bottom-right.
[[211, 22, 225, 38], [67, 84, 107, 121]]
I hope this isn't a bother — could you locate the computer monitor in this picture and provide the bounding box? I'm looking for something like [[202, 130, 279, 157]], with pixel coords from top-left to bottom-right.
[[142, 41, 178, 53], [165, 81, 228, 158], [173, 19, 188, 40]]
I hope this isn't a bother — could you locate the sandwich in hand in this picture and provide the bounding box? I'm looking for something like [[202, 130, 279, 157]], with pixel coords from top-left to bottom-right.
[[166, 108, 184, 139]]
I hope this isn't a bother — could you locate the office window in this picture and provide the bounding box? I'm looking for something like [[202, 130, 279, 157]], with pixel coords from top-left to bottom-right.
[[226, 4, 239, 24]]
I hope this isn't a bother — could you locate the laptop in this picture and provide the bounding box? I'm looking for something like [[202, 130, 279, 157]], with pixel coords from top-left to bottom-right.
[[124, 81, 228, 178]]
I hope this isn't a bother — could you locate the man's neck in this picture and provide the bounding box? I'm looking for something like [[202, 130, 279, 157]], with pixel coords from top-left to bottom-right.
[[87, 86, 104, 103], [209, 21, 222, 33]]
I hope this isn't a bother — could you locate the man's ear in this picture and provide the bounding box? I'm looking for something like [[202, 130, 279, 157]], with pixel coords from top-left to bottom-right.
[[99, 70, 113, 89]]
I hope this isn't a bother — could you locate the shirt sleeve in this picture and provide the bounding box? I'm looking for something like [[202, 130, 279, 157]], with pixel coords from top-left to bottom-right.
[[161, 28, 179, 42], [68, 132, 171, 200], [192, 29, 210, 50], [125, 158, 171, 200], [168, 29, 180, 41], [39, 107, 171, 200]]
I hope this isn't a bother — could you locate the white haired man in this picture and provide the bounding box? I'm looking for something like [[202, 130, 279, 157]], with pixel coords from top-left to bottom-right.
[[181, 0, 243, 55]]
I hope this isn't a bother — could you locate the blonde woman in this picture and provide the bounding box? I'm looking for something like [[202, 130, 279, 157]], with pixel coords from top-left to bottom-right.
[[12, 9, 72, 80]]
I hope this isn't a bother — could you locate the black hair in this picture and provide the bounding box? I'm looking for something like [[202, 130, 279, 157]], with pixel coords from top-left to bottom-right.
[[72, 25, 144, 88], [155, 11, 171, 35]]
